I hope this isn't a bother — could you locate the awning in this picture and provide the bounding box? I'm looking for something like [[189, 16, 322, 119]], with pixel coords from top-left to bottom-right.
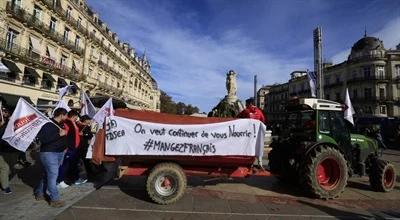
[[70, 81, 80, 90], [0, 93, 34, 109], [47, 46, 57, 60], [24, 67, 40, 78], [2, 59, 21, 73], [42, 72, 56, 82], [57, 77, 68, 87], [0, 60, 10, 73], [29, 36, 41, 54]]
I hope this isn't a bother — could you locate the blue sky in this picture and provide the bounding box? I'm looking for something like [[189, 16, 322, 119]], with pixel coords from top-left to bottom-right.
[[86, 0, 400, 112]]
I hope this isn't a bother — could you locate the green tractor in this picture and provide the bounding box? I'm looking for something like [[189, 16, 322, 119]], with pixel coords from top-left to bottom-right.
[[268, 98, 397, 199]]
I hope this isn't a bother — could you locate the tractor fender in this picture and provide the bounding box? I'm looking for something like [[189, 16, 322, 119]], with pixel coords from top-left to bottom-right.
[[302, 141, 344, 161]]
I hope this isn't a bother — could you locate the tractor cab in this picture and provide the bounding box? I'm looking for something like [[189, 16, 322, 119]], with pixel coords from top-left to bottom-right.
[[282, 98, 351, 147]]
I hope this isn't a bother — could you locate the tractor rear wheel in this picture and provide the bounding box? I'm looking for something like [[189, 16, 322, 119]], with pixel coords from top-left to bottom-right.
[[146, 163, 187, 205], [301, 146, 348, 199], [369, 159, 396, 192]]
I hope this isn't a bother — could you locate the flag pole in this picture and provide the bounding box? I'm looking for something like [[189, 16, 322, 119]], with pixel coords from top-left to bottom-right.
[[0, 101, 3, 124]]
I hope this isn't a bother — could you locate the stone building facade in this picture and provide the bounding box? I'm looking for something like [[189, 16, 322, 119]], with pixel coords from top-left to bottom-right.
[[264, 35, 400, 122], [0, 0, 160, 111]]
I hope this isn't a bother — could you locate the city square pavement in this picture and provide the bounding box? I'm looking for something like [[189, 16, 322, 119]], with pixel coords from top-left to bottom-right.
[[1, 149, 399, 220], [56, 149, 400, 220]]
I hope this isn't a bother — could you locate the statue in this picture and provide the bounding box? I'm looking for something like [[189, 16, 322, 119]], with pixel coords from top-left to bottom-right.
[[208, 70, 244, 118], [226, 70, 237, 97]]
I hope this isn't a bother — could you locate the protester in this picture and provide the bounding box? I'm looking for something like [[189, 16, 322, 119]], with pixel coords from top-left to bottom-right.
[[237, 98, 266, 123], [0, 107, 13, 194], [75, 115, 93, 184], [57, 110, 81, 187], [34, 108, 68, 208]]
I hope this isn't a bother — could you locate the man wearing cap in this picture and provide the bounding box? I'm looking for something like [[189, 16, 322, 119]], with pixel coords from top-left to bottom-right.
[[237, 98, 266, 123]]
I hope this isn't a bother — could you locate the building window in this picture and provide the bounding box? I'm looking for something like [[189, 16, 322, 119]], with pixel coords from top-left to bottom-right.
[[352, 70, 357, 79], [77, 17, 82, 28], [63, 28, 69, 42], [11, 0, 22, 8], [49, 17, 57, 32], [6, 29, 18, 50], [75, 36, 80, 49], [33, 5, 42, 20], [379, 88, 386, 100], [60, 55, 68, 67], [377, 66, 385, 79], [380, 105, 386, 114], [326, 94, 330, 100], [363, 66, 371, 78], [66, 6, 72, 20], [353, 89, 358, 99], [364, 88, 372, 99], [395, 65, 400, 79]]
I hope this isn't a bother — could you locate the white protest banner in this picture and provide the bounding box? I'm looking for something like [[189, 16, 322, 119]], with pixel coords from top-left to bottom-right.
[[105, 116, 266, 157], [2, 98, 52, 151], [80, 92, 96, 117]]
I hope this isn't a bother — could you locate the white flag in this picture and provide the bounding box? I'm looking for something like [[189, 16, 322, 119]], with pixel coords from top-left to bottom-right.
[[86, 98, 114, 159], [2, 98, 52, 151], [307, 70, 317, 98], [58, 85, 73, 99], [52, 99, 71, 117], [92, 98, 114, 127], [80, 92, 96, 117], [344, 88, 355, 125]]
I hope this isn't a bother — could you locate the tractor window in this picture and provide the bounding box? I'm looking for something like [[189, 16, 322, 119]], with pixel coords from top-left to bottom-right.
[[319, 111, 330, 134], [330, 111, 347, 134]]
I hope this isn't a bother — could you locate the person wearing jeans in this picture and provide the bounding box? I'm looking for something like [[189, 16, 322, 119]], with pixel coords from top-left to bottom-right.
[[34, 108, 68, 208]]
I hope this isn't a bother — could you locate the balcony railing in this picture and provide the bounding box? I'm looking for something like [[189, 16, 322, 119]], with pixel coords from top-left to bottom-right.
[[0, 37, 85, 82], [6, 3, 84, 56], [352, 96, 394, 103], [347, 75, 391, 84], [98, 82, 123, 96], [89, 33, 129, 69], [38, 0, 88, 37], [97, 60, 124, 79], [324, 82, 343, 89]]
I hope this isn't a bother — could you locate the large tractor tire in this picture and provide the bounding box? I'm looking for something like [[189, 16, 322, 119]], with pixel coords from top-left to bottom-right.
[[146, 162, 187, 205], [369, 159, 396, 192], [300, 146, 348, 199]]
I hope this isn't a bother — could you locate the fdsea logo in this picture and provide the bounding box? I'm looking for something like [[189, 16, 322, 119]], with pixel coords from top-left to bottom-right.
[[14, 114, 38, 131]]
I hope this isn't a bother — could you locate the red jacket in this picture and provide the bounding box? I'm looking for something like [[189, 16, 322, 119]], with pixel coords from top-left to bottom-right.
[[237, 105, 266, 123], [64, 118, 81, 148]]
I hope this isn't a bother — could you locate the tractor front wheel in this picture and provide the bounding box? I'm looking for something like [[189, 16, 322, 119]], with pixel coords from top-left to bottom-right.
[[146, 163, 187, 205], [369, 159, 396, 192], [301, 146, 348, 199]]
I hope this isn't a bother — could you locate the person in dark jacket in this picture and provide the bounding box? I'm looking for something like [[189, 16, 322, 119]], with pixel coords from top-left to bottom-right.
[[34, 108, 68, 208], [75, 115, 93, 184], [57, 110, 80, 187], [0, 107, 13, 194]]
